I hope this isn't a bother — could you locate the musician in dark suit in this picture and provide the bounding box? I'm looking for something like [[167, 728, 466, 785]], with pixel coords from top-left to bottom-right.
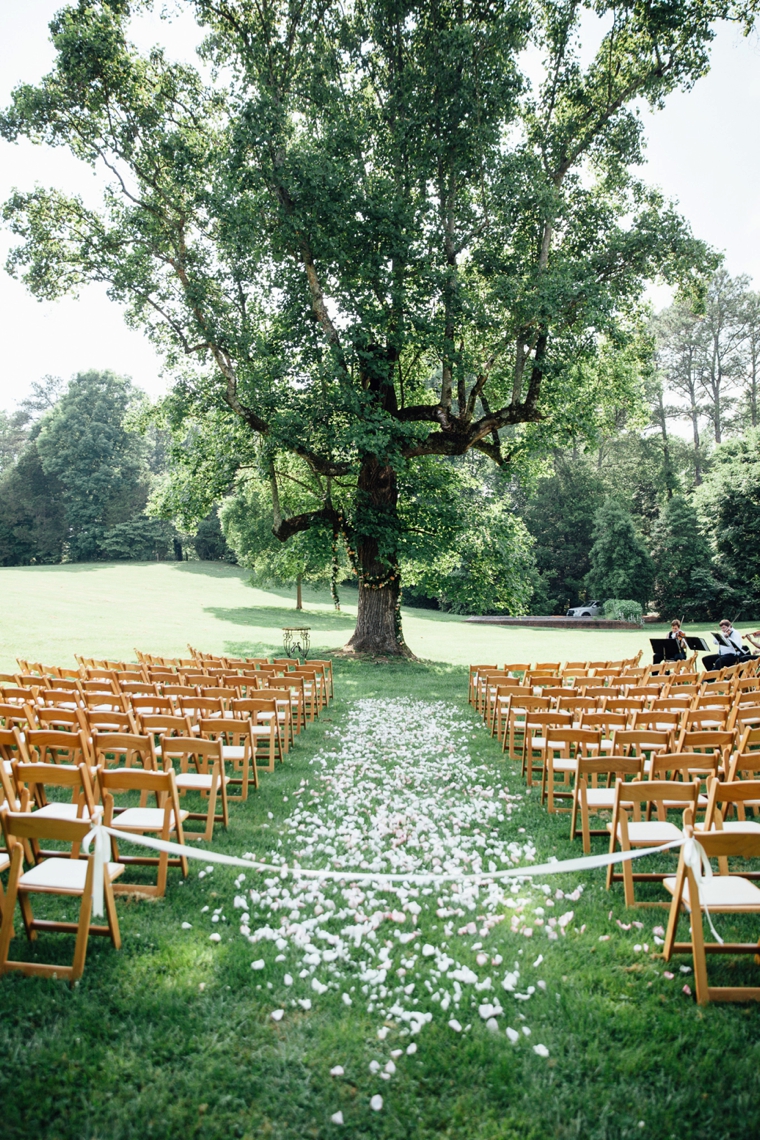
[[702, 619, 744, 672], [668, 619, 688, 660]]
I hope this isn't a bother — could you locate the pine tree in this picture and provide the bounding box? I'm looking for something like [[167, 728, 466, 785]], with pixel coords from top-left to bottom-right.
[[585, 500, 654, 608], [650, 496, 720, 620]]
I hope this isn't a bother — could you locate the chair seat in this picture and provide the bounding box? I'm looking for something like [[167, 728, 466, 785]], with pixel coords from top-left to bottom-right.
[[33, 803, 90, 821], [609, 820, 683, 844], [549, 757, 577, 772], [663, 874, 760, 910], [584, 788, 616, 807], [115, 807, 188, 830], [20, 858, 124, 893], [175, 773, 231, 790], [221, 745, 248, 761]]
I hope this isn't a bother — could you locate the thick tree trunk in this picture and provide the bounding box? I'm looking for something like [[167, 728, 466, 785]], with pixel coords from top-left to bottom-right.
[[344, 458, 412, 657]]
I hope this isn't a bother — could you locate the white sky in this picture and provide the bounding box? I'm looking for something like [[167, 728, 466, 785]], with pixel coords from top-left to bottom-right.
[[1, 3, 759, 412]]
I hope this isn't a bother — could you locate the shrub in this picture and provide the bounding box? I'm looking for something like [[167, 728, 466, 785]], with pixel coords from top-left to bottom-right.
[[603, 598, 644, 624]]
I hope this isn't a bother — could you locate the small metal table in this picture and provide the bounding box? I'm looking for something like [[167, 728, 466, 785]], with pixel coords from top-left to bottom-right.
[[282, 626, 311, 660]]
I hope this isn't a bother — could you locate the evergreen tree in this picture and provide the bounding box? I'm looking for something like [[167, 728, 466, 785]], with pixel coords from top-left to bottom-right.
[[523, 463, 606, 612], [695, 431, 760, 615], [650, 496, 720, 620], [584, 499, 655, 608]]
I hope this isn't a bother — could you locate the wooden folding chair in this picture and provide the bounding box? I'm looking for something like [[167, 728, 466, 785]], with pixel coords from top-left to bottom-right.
[[293, 668, 323, 720], [488, 681, 522, 737], [0, 810, 123, 981], [663, 827, 760, 1003], [541, 727, 603, 813], [228, 698, 283, 771], [91, 731, 158, 772], [266, 677, 304, 740], [130, 695, 176, 719], [179, 696, 226, 726], [28, 705, 86, 733], [84, 708, 139, 737], [309, 659, 334, 701], [0, 702, 34, 732], [521, 710, 574, 786], [159, 736, 229, 841], [604, 697, 645, 719], [98, 766, 188, 896], [11, 761, 97, 861], [570, 755, 643, 853], [197, 717, 260, 797], [0, 686, 37, 706], [501, 695, 551, 757], [606, 778, 700, 906], [676, 730, 736, 776], [698, 778, 760, 879], [198, 687, 237, 711]]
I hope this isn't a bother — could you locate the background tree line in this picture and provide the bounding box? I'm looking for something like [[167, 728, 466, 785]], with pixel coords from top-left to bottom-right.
[[0, 370, 232, 566], [3, 263, 759, 623]]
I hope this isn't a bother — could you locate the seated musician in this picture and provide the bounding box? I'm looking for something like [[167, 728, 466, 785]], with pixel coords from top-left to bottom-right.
[[668, 619, 687, 660], [702, 618, 746, 672]]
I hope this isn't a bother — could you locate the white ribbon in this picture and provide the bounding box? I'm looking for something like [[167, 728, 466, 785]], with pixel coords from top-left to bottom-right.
[[81, 819, 689, 917], [682, 833, 724, 944], [82, 809, 107, 918]]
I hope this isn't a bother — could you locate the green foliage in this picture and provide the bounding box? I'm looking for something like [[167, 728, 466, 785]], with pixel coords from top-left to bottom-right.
[[193, 509, 236, 562], [650, 495, 722, 620], [602, 599, 643, 624], [585, 499, 655, 608], [694, 431, 760, 615], [522, 462, 607, 613], [33, 370, 151, 560], [1, 0, 743, 647], [0, 437, 67, 565]]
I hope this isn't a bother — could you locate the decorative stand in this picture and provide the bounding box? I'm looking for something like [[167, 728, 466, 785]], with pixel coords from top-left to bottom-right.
[[282, 626, 311, 661]]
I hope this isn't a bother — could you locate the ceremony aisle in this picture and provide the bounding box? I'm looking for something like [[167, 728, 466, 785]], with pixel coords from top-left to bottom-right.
[[1, 660, 759, 1140]]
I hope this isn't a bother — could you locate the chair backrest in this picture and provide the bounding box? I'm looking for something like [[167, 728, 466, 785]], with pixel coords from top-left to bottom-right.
[[669, 672, 700, 687], [80, 678, 118, 695], [0, 686, 37, 705], [20, 729, 91, 766], [737, 725, 760, 752], [626, 684, 664, 698], [131, 695, 175, 716], [139, 713, 191, 738], [579, 711, 628, 734], [197, 717, 253, 745], [12, 759, 96, 817], [651, 696, 693, 712], [159, 735, 223, 771], [610, 729, 673, 756], [230, 697, 278, 719], [582, 686, 621, 700], [615, 776, 700, 810], [80, 691, 128, 713], [575, 754, 642, 781], [684, 825, 760, 861], [648, 751, 722, 782], [509, 696, 552, 715], [97, 764, 177, 798], [557, 696, 597, 714], [118, 681, 159, 696], [33, 706, 86, 733], [162, 685, 199, 699], [703, 777, 760, 829], [0, 702, 34, 730], [1, 808, 95, 846], [179, 697, 225, 720], [681, 708, 729, 731], [544, 727, 602, 754], [632, 710, 682, 732], [604, 698, 646, 715], [727, 750, 760, 781], [84, 708, 137, 734], [273, 658, 298, 668], [677, 729, 735, 755], [91, 732, 157, 770], [524, 710, 574, 730]]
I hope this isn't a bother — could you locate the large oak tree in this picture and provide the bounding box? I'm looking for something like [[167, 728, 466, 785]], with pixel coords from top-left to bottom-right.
[[3, 0, 750, 652]]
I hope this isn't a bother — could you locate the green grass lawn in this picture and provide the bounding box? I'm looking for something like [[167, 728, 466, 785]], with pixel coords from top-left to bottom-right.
[[1, 564, 759, 1140], [0, 561, 719, 672]]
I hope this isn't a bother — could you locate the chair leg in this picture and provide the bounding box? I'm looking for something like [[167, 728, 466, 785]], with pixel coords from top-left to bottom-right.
[[71, 865, 95, 981]]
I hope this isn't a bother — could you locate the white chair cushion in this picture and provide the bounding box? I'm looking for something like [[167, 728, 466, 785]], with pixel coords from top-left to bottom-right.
[[32, 803, 88, 821], [221, 745, 247, 761], [611, 820, 683, 844], [175, 773, 230, 789], [664, 874, 760, 909], [114, 807, 187, 829], [20, 858, 124, 891], [584, 788, 616, 807]]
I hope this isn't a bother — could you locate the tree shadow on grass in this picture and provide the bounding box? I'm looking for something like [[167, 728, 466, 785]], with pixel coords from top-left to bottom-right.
[[205, 605, 356, 632]]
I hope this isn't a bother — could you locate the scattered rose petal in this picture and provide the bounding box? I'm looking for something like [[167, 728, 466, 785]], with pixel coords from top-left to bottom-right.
[[270, 1009, 284, 1021], [506, 1027, 519, 1043], [370, 1095, 383, 1112], [448, 1019, 462, 1032], [330, 1066, 344, 1077], [251, 959, 265, 971], [331, 1111, 344, 1125], [533, 1044, 549, 1058]]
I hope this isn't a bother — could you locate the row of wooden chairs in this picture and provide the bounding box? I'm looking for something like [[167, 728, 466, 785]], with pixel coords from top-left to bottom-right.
[[469, 653, 760, 1002], [0, 646, 335, 983]]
